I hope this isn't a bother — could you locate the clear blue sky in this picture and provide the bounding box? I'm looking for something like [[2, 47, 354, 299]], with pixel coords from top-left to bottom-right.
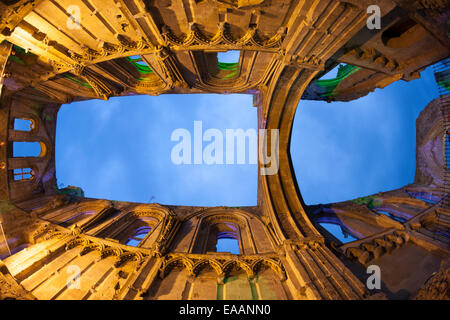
[[291, 66, 438, 205], [56, 94, 257, 206], [55, 66, 438, 207]]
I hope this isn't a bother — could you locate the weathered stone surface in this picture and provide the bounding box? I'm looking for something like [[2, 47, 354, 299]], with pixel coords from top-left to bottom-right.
[[0, 0, 448, 300], [416, 260, 450, 300]]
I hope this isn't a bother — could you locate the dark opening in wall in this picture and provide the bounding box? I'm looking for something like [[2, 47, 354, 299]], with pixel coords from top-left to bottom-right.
[[381, 17, 426, 48]]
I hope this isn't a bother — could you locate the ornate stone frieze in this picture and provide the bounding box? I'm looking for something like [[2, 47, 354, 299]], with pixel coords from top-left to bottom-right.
[[161, 22, 284, 52], [159, 252, 286, 281]]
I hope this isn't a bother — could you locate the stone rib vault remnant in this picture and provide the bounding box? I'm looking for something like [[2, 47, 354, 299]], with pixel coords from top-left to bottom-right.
[[0, 0, 448, 300]]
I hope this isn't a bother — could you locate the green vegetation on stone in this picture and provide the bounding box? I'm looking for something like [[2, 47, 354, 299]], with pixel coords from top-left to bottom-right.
[[218, 62, 239, 79], [126, 57, 153, 74], [315, 64, 361, 97], [351, 195, 383, 209], [62, 73, 92, 88]]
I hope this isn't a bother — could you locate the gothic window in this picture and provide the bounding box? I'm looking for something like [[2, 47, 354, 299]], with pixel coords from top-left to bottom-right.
[[13, 168, 34, 181], [14, 118, 34, 131], [13, 141, 43, 157], [60, 210, 96, 228], [126, 55, 152, 73], [128, 55, 148, 66], [217, 51, 240, 80], [217, 51, 240, 64], [125, 226, 152, 247], [207, 222, 240, 254]]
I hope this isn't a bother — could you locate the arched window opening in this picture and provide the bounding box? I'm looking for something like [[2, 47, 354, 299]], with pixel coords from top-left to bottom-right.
[[14, 118, 34, 131], [207, 223, 240, 254], [13, 168, 34, 181], [13, 141, 43, 157], [317, 221, 358, 244], [60, 210, 96, 228], [217, 51, 240, 64], [98, 215, 157, 246], [126, 55, 152, 73], [125, 226, 152, 247], [217, 51, 240, 80]]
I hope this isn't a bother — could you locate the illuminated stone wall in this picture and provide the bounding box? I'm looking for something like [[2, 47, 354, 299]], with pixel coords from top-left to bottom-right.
[[0, 0, 448, 300]]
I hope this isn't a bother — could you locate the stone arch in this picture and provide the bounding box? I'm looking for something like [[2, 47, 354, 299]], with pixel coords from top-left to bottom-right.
[[91, 204, 178, 251], [173, 207, 275, 255], [251, 260, 289, 300], [100, 246, 123, 259], [115, 251, 145, 268], [65, 237, 90, 251], [222, 260, 254, 278], [219, 260, 256, 300], [10, 112, 39, 134], [195, 211, 247, 254], [80, 241, 105, 257], [160, 257, 194, 278], [251, 258, 286, 281], [40, 199, 112, 229], [192, 259, 223, 277]]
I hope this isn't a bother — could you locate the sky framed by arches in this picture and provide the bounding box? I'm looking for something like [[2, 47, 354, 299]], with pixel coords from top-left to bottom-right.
[[55, 66, 439, 206]]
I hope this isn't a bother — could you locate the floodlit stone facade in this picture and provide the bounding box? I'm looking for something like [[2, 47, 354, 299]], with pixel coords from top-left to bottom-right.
[[0, 0, 448, 300]]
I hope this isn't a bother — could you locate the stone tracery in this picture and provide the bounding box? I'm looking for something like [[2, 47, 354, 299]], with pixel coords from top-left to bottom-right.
[[0, 0, 448, 300]]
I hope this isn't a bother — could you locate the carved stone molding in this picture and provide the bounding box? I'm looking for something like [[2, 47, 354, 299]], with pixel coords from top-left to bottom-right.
[[161, 22, 284, 52], [159, 252, 286, 281]]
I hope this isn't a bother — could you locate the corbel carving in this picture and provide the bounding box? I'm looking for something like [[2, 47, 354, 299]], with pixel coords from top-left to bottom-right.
[[161, 22, 284, 52]]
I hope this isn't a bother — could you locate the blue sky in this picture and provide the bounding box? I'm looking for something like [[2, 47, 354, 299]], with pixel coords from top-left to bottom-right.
[[56, 94, 257, 206], [55, 66, 438, 207], [291, 66, 438, 205]]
